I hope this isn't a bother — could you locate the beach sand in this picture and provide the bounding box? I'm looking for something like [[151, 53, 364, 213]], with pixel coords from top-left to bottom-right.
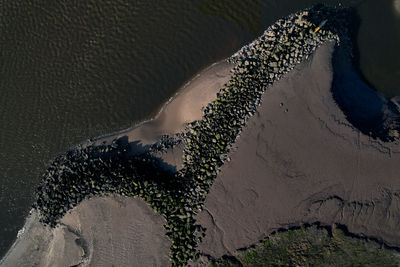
[[1, 196, 170, 267], [194, 42, 400, 261], [98, 60, 233, 146], [0, 60, 233, 267]]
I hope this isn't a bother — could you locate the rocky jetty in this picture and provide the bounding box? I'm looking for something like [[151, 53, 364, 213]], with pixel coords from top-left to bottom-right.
[[34, 137, 179, 226], [176, 5, 343, 265], [33, 5, 385, 266]]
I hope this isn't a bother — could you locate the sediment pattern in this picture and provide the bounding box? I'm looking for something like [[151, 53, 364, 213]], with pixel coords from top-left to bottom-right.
[[34, 5, 355, 266]]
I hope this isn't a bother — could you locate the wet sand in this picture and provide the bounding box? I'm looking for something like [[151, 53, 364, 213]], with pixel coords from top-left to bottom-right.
[[97, 60, 233, 146], [0, 60, 233, 267], [194, 42, 400, 261]]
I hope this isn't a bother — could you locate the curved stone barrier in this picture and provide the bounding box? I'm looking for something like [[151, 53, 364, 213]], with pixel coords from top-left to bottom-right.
[[33, 5, 387, 266]]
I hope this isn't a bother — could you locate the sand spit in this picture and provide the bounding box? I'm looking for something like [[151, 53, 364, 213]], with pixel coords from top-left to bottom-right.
[[1, 196, 170, 267], [194, 42, 400, 261], [95, 60, 233, 146]]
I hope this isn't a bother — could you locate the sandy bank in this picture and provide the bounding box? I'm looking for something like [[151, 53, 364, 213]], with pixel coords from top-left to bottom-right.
[[98, 60, 233, 146], [195, 42, 400, 261], [1, 196, 170, 267]]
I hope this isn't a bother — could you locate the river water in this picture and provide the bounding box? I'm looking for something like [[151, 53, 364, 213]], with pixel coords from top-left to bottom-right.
[[0, 0, 399, 257]]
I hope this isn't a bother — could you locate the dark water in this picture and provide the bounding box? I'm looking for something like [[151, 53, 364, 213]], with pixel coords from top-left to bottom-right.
[[0, 0, 399, 257]]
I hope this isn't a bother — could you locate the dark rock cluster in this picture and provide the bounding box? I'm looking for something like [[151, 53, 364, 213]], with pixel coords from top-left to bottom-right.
[[34, 137, 180, 227], [34, 5, 355, 266], [150, 134, 183, 153]]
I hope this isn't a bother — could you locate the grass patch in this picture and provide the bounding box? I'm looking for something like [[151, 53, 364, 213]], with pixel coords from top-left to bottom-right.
[[212, 226, 400, 267]]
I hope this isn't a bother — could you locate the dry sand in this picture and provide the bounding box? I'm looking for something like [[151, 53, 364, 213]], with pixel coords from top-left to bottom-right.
[[0, 61, 233, 267], [195, 42, 400, 260], [1, 196, 170, 267]]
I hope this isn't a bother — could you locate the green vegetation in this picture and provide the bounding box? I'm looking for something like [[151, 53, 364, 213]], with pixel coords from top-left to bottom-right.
[[212, 227, 400, 267]]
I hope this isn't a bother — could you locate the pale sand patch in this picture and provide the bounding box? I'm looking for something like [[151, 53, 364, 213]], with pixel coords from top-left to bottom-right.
[[0, 211, 83, 267], [61, 196, 171, 267], [394, 0, 400, 15], [1, 196, 170, 267], [100, 60, 233, 145], [195, 42, 400, 259]]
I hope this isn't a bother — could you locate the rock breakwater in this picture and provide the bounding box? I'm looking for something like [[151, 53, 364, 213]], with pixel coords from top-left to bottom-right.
[[34, 137, 180, 226], [34, 5, 363, 266], [178, 6, 344, 265]]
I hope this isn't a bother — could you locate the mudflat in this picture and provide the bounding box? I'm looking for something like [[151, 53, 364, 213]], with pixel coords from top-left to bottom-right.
[[195, 42, 400, 260]]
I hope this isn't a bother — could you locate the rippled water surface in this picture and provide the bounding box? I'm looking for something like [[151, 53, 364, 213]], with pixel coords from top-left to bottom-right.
[[0, 0, 399, 257]]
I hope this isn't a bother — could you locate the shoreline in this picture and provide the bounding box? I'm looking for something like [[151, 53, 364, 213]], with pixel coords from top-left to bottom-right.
[[88, 59, 233, 147], [0, 55, 234, 267], [2, 5, 400, 266], [0, 209, 35, 266], [1, 196, 172, 267]]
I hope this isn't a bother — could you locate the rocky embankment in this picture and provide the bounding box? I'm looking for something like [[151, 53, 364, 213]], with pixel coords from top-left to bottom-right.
[[28, 5, 400, 267]]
